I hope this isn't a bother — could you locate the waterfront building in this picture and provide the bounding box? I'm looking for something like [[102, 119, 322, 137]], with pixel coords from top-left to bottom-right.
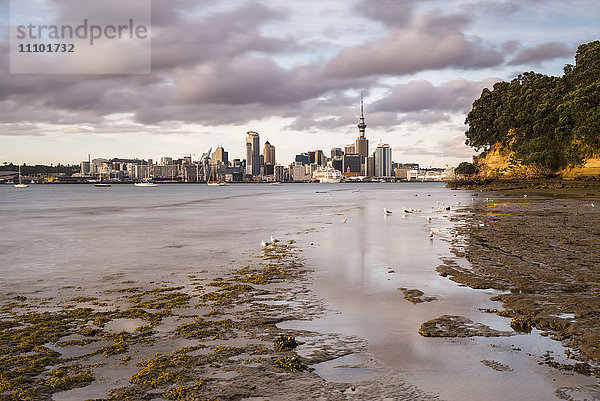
[[264, 141, 276, 166], [375, 143, 392, 177], [343, 154, 361, 175], [160, 157, 173, 165], [274, 165, 285, 182], [91, 158, 107, 173], [245, 131, 260, 176], [366, 155, 375, 177], [80, 161, 90, 175], [331, 158, 343, 172]]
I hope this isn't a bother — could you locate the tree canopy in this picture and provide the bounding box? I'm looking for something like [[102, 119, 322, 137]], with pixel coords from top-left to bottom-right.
[[465, 41, 600, 171]]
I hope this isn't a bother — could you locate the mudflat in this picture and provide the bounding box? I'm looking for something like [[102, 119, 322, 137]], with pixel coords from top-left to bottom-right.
[[439, 187, 600, 377]]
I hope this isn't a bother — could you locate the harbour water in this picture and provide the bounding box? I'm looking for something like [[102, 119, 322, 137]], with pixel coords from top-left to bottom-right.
[[1, 183, 597, 400]]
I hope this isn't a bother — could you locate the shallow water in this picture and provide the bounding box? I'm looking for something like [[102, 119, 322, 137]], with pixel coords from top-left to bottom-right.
[[1, 183, 597, 400]]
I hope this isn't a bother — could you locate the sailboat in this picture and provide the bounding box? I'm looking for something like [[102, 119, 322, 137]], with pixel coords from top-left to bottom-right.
[[206, 164, 228, 186], [14, 165, 29, 188], [94, 169, 111, 187], [134, 162, 159, 187]]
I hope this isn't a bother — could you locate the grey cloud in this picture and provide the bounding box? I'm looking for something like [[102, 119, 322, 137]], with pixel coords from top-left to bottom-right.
[[372, 77, 500, 114], [325, 13, 504, 78], [508, 42, 572, 66]]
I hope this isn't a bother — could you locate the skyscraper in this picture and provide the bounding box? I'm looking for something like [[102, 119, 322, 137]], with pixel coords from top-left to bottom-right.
[[355, 92, 369, 174], [263, 141, 276, 166], [245, 131, 260, 176], [212, 145, 228, 166], [375, 143, 392, 177]]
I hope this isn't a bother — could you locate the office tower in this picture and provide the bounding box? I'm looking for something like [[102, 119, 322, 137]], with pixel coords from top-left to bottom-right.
[[264, 141, 276, 166], [245, 131, 260, 176], [344, 144, 356, 155], [355, 92, 369, 174], [160, 157, 173, 165], [375, 143, 392, 177], [331, 147, 343, 159], [295, 153, 309, 165], [366, 155, 375, 177], [80, 161, 91, 175], [343, 154, 361, 174], [212, 145, 229, 166]]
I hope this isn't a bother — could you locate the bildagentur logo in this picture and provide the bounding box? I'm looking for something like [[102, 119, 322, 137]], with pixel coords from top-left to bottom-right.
[[10, 0, 151, 75], [16, 19, 148, 46]]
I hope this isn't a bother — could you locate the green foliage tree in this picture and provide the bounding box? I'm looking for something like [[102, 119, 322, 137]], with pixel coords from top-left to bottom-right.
[[464, 41, 600, 172], [454, 162, 476, 176]]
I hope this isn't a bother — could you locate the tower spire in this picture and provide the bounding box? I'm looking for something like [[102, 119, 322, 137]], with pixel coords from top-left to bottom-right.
[[358, 91, 366, 139]]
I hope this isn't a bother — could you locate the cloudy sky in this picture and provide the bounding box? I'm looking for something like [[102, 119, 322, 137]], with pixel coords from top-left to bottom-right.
[[1, 0, 599, 167]]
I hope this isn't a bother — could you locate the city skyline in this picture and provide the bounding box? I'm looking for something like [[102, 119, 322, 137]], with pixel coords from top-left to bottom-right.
[[1, 1, 599, 167]]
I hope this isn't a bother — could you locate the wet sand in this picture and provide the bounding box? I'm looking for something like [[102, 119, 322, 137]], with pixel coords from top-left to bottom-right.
[[0, 242, 436, 401]]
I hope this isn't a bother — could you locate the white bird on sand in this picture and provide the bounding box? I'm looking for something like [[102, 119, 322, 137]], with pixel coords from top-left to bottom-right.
[[260, 240, 271, 247], [523, 194, 528, 198], [479, 223, 485, 228], [342, 217, 347, 223], [592, 202, 595, 207], [384, 208, 393, 215], [270, 235, 280, 243], [429, 229, 435, 238], [426, 217, 432, 223]]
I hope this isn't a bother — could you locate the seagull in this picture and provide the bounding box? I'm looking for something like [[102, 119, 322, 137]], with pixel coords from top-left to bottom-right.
[[592, 203, 595, 207], [341, 217, 347, 223], [384, 208, 393, 215], [270, 235, 280, 243], [479, 223, 485, 228], [402, 207, 412, 213], [426, 217, 432, 223], [523, 194, 528, 198], [260, 240, 271, 247]]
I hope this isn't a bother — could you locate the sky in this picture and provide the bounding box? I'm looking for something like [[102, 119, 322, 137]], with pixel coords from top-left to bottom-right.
[[1, 0, 599, 167]]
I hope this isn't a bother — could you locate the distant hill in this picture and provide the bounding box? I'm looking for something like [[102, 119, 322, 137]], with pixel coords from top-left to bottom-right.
[[464, 41, 600, 179]]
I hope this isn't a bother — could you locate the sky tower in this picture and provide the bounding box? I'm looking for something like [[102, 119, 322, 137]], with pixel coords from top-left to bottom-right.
[[355, 92, 369, 174]]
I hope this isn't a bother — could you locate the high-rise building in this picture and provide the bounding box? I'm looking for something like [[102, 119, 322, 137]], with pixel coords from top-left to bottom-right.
[[80, 161, 91, 175], [375, 143, 392, 177], [366, 155, 375, 177], [343, 154, 361, 175], [331, 147, 343, 159], [245, 131, 260, 176], [212, 146, 229, 166], [264, 141, 276, 166], [356, 92, 369, 174], [344, 144, 356, 155], [295, 153, 309, 165]]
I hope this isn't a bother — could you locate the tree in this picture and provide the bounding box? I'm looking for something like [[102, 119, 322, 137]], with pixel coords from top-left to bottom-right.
[[454, 162, 476, 176]]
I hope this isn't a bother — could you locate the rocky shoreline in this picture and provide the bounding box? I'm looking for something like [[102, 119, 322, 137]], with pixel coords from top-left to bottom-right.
[[438, 189, 600, 380]]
